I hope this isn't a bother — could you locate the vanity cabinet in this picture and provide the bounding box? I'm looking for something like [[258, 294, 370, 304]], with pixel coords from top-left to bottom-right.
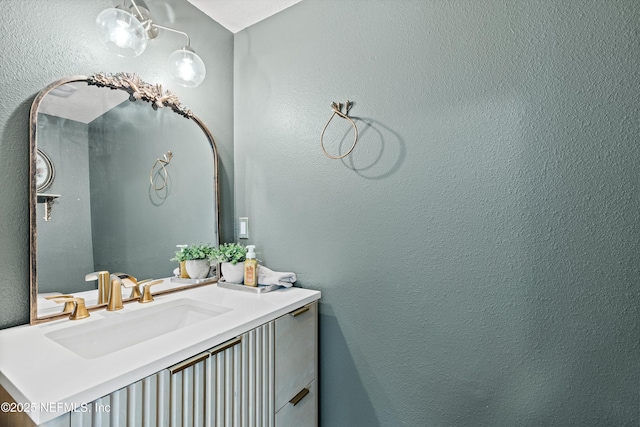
[[35, 302, 317, 427]]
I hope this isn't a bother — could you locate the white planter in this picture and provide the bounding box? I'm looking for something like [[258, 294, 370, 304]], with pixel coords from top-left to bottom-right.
[[185, 259, 211, 279], [221, 262, 244, 284]]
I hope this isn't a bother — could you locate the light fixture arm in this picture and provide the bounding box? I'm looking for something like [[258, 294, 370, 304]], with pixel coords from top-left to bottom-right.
[[152, 23, 192, 47], [127, 0, 191, 46], [128, 0, 145, 21]]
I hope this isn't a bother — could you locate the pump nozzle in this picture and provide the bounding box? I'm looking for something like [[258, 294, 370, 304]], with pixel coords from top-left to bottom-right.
[[246, 245, 256, 259]]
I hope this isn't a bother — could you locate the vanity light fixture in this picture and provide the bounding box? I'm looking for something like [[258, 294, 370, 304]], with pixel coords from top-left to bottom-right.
[[96, 0, 206, 87]]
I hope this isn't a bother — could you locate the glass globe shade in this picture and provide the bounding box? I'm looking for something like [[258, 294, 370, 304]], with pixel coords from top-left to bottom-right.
[[167, 47, 206, 87], [96, 8, 147, 57]]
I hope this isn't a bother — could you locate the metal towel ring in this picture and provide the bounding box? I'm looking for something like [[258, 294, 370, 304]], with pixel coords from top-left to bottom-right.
[[149, 150, 173, 191], [320, 101, 358, 159]]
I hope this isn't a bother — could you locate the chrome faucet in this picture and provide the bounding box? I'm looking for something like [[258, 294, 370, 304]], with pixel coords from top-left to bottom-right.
[[108, 273, 139, 311]]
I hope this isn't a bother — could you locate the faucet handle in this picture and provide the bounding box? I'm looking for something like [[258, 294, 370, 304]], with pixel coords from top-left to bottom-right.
[[136, 278, 154, 298], [44, 294, 74, 314], [51, 296, 90, 320], [130, 278, 159, 299], [139, 280, 164, 303], [85, 271, 110, 304]]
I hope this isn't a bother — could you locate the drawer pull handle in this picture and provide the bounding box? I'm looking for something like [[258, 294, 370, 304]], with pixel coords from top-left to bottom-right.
[[209, 336, 242, 356], [169, 352, 209, 374], [289, 387, 310, 406], [290, 305, 310, 317]]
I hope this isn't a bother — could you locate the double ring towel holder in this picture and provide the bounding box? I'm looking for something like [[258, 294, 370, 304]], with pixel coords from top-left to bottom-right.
[[320, 101, 359, 159]]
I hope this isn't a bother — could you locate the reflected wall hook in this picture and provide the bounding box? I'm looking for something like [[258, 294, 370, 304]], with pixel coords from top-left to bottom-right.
[[150, 150, 173, 191], [320, 100, 359, 159], [37, 193, 61, 221]]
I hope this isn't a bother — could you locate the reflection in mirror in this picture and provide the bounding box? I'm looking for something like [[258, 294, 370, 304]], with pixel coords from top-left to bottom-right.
[[30, 74, 219, 323]]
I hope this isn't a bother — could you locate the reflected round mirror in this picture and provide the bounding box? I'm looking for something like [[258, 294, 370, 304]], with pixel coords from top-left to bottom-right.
[[29, 73, 219, 323]]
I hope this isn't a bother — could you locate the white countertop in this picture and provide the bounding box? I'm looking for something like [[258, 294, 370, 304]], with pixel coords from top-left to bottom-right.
[[0, 284, 320, 425]]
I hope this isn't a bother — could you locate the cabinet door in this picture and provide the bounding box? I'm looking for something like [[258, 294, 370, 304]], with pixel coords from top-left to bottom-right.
[[169, 336, 246, 427], [68, 369, 170, 427], [275, 380, 317, 427], [241, 321, 275, 427], [275, 302, 317, 414], [205, 337, 243, 427], [169, 352, 209, 427]]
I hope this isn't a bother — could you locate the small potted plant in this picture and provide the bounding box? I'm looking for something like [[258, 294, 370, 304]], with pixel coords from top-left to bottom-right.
[[211, 243, 247, 283], [171, 243, 215, 279]]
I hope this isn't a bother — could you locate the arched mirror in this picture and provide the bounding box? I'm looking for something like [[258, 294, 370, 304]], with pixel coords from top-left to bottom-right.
[[29, 73, 219, 324]]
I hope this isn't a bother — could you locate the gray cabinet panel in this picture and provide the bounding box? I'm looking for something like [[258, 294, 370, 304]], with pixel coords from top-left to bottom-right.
[[275, 380, 317, 427], [275, 303, 317, 413]]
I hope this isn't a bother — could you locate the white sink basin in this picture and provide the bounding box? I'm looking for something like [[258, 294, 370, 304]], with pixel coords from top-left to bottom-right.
[[45, 298, 232, 359]]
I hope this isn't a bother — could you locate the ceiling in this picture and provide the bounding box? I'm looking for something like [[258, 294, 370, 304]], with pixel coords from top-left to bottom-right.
[[40, 83, 128, 124], [186, 0, 303, 33]]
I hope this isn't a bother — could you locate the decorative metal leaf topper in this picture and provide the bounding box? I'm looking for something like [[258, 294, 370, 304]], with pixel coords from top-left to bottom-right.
[[88, 72, 193, 118]]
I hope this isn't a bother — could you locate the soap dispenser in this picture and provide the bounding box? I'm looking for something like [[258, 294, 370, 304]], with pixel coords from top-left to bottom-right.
[[244, 245, 258, 287]]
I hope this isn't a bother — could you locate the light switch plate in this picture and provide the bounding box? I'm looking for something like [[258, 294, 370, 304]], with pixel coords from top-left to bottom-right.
[[239, 217, 249, 239]]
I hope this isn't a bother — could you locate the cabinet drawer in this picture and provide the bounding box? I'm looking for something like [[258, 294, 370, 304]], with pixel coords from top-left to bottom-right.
[[275, 380, 317, 427], [275, 302, 317, 412]]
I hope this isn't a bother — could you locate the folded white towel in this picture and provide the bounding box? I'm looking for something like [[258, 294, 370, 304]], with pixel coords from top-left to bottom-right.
[[258, 265, 297, 288]]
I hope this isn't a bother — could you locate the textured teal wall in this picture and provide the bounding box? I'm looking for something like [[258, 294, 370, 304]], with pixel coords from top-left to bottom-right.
[[0, 0, 234, 327], [234, 0, 640, 425]]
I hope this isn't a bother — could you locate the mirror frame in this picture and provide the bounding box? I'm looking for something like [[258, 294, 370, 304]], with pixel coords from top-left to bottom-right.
[[29, 73, 220, 324]]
